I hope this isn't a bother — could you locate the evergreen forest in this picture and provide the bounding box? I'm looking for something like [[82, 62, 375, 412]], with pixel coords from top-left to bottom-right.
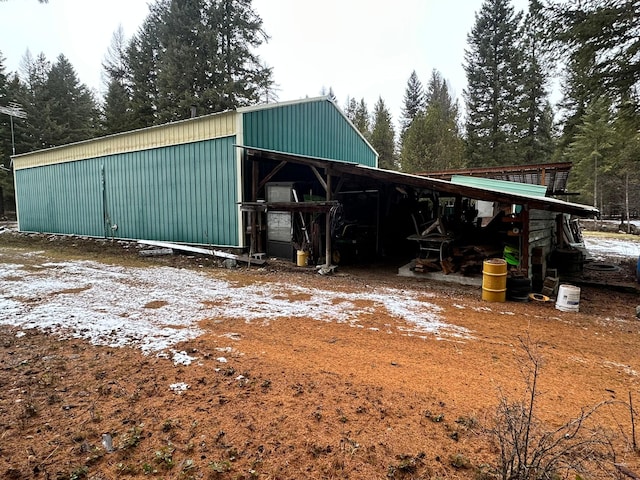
[[0, 0, 638, 220]]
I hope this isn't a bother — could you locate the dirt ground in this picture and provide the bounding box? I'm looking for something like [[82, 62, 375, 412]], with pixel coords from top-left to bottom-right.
[[1, 229, 640, 479]]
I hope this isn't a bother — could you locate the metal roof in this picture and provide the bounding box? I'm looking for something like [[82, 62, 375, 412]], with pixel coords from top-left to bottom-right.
[[450, 175, 548, 198], [421, 162, 573, 195], [242, 146, 599, 218]]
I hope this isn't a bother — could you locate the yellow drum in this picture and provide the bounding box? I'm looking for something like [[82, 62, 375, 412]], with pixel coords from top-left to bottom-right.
[[296, 250, 309, 267], [482, 258, 507, 302]]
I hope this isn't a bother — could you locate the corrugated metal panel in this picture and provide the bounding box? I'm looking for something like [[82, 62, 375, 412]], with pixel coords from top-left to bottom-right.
[[451, 175, 548, 198], [16, 137, 239, 246], [15, 160, 104, 236], [242, 98, 377, 167], [12, 111, 237, 170]]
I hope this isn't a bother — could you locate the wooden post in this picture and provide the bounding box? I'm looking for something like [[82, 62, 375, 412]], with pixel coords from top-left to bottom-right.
[[251, 158, 261, 253], [325, 169, 332, 267], [521, 205, 530, 274]]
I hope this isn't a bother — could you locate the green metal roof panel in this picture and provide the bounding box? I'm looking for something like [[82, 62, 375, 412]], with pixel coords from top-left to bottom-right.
[[450, 175, 548, 198], [241, 98, 377, 167], [16, 137, 240, 246]]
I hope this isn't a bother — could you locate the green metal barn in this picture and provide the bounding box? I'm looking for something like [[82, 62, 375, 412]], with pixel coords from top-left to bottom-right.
[[12, 95, 599, 275], [12, 97, 377, 250]]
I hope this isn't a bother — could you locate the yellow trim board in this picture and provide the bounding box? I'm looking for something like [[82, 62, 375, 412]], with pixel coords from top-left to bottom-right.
[[13, 111, 237, 170]]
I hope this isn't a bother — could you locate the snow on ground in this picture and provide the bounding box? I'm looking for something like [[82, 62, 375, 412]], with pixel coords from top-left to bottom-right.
[[583, 235, 640, 260], [0, 250, 469, 359]]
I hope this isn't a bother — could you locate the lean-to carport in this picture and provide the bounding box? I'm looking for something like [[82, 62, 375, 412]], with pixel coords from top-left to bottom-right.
[[239, 146, 599, 274]]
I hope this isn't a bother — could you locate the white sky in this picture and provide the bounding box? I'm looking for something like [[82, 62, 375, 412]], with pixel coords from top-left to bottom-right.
[[0, 0, 529, 128]]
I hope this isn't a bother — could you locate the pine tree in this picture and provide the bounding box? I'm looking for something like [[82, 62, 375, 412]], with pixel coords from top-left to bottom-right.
[[518, 1, 554, 164], [370, 97, 396, 170], [555, 53, 597, 155], [155, 0, 204, 122], [19, 51, 52, 151], [126, 0, 274, 125], [42, 55, 99, 147], [0, 51, 9, 162], [126, 0, 168, 127], [0, 74, 30, 213], [400, 70, 426, 140], [545, 0, 640, 102], [611, 99, 640, 228], [464, 0, 524, 167], [425, 70, 458, 123], [343, 97, 357, 123], [401, 70, 465, 173], [4, 75, 31, 156], [565, 97, 614, 209], [0, 51, 10, 212], [215, 0, 274, 109], [353, 99, 370, 139], [102, 25, 132, 134]]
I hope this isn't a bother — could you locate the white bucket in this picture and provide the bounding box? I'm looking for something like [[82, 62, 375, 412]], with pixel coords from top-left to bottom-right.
[[555, 284, 581, 312]]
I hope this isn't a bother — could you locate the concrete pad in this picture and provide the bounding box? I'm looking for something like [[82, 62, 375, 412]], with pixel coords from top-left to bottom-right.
[[398, 260, 483, 287]]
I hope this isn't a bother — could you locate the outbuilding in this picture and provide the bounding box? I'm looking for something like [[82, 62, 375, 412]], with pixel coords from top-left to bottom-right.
[[12, 96, 598, 286], [12, 97, 375, 254]]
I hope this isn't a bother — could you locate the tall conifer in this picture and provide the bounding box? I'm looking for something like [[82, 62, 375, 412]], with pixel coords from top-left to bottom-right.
[[370, 97, 396, 170], [401, 71, 464, 173], [400, 70, 426, 140], [464, 0, 524, 166], [102, 25, 132, 134]]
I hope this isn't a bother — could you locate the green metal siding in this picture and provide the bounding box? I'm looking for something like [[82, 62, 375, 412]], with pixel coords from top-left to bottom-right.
[[242, 99, 377, 167], [451, 175, 548, 198], [16, 160, 104, 237], [16, 137, 239, 246]]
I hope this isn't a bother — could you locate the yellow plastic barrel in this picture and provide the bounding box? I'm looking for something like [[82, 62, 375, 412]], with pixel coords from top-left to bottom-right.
[[296, 250, 309, 267], [482, 258, 507, 302]]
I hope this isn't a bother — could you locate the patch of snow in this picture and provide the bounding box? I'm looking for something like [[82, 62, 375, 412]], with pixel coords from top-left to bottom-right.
[[172, 350, 197, 366], [584, 236, 640, 260], [216, 357, 228, 363], [603, 361, 638, 377], [0, 251, 471, 359], [15, 331, 25, 338], [474, 306, 492, 312], [169, 382, 190, 393]]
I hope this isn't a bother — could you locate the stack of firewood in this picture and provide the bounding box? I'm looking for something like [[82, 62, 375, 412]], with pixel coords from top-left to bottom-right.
[[413, 257, 441, 273], [413, 244, 504, 276], [451, 245, 503, 275]]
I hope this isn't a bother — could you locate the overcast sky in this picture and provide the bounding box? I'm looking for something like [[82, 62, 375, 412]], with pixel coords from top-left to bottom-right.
[[1, 0, 529, 128]]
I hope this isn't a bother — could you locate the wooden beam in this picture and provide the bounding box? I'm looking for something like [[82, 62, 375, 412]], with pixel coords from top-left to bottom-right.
[[334, 176, 346, 196], [258, 160, 287, 190], [240, 201, 338, 213], [137, 240, 265, 265], [521, 205, 530, 273], [325, 170, 332, 268], [310, 165, 328, 192], [251, 159, 259, 255]]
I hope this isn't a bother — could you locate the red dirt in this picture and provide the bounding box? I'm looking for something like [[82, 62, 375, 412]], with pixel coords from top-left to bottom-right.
[[1, 231, 640, 479]]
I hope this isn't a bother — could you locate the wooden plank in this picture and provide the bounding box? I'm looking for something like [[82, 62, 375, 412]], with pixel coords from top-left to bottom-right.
[[138, 240, 265, 265]]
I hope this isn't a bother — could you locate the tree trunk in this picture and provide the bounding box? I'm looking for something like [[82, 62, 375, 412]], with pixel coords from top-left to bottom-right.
[[625, 171, 631, 234]]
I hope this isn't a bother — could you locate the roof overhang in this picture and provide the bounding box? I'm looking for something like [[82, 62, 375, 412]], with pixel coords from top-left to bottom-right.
[[421, 162, 574, 196], [240, 146, 599, 218]]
